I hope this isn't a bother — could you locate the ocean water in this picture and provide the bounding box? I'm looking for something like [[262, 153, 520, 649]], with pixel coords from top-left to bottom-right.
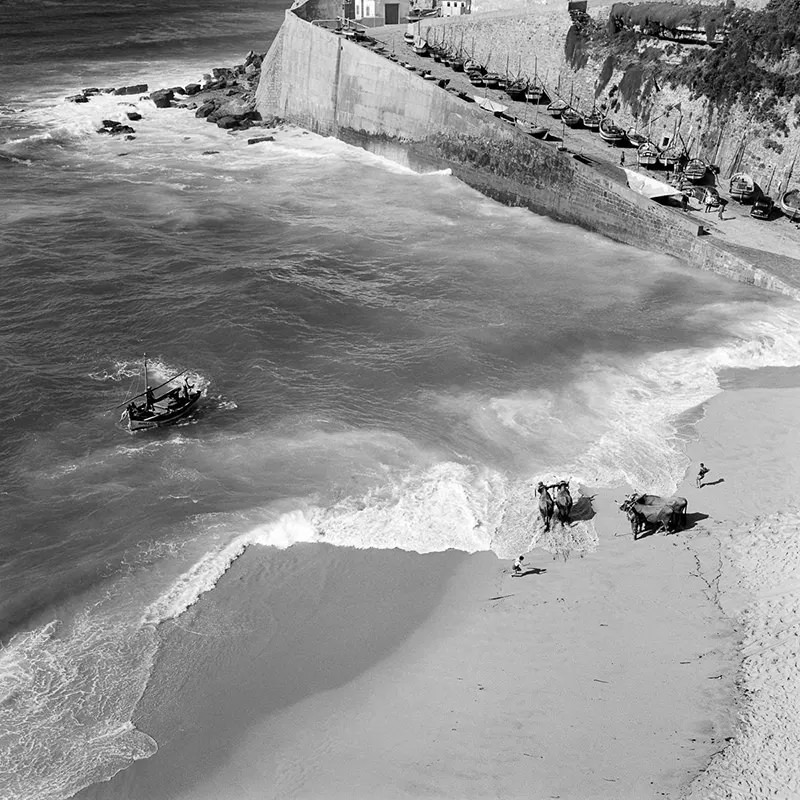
[[3, 1, 800, 796]]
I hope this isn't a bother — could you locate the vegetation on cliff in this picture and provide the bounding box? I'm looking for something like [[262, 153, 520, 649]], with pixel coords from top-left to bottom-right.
[[566, 0, 800, 131]]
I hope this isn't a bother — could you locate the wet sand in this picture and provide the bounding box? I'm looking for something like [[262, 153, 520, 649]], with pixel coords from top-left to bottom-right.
[[80, 487, 739, 799]]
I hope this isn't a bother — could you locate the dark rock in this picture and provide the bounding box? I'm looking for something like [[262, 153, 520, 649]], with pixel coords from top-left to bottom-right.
[[150, 89, 174, 108], [245, 110, 262, 121], [114, 84, 148, 96], [216, 116, 239, 129], [244, 50, 257, 66], [194, 101, 217, 118], [101, 119, 122, 128], [66, 94, 89, 103], [184, 83, 201, 96], [202, 150, 219, 155], [247, 136, 275, 144], [114, 125, 136, 135], [169, 86, 185, 95], [212, 67, 233, 79], [82, 87, 100, 96], [124, 134, 136, 140], [126, 111, 142, 121], [101, 88, 115, 94]]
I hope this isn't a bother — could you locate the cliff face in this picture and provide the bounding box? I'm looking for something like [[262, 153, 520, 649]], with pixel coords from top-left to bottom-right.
[[255, 2, 799, 296], [414, 5, 799, 196]]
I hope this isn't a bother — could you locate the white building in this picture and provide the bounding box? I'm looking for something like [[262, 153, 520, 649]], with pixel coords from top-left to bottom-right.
[[440, 0, 469, 16]]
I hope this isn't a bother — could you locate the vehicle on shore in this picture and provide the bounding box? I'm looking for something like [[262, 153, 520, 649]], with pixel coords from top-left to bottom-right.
[[779, 187, 800, 221], [598, 117, 625, 145], [750, 194, 775, 220], [730, 172, 756, 203], [684, 158, 708, 183], [120, 356, 202, 432]]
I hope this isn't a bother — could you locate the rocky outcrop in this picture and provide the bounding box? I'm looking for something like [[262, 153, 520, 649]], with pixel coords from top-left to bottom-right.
[[149, 89, 174, 108], [113, 84, 148, 96]]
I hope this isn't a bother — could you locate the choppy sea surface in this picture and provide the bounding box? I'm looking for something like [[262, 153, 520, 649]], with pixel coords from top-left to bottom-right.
[[3, 1, 800, 796]]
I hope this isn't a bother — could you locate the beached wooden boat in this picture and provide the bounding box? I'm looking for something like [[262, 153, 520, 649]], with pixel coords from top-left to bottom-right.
[[684, 158, 708, 183], [626, 128, 647, 147], [120, 356, 202, 432], [598, 118, 625, 145], [562, 107, 583, 128], [546, 99, 567, 118], [413, 38, 429, 56], [484, 73, 501, 89], [779, 187, 800, 220], [504, 80, 527, 101], [637, 141, 659, 168], [581, 110, 601, 131], [729, 172, 756, 203], [515, 119, 548, 138], [658, 145, 683, 170]]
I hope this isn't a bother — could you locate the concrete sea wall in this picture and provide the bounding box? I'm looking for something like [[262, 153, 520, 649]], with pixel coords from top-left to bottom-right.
[[255, 6, 798, 297]]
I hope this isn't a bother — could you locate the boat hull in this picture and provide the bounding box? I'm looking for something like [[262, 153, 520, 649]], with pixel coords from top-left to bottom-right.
[[125, 391, 202, 431], [779, 189, 800, 219]]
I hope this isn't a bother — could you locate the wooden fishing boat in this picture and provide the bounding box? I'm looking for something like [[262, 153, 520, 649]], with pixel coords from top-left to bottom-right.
[[729, 172, 756, 203], [581, 110, 601, 131], [626, 128, 648, 147], [120, 356, 202, 432], [562, 107, 583, 128], [546, 99, 567, 118], [505, 80, 527, 101], [450, 56, 465, 72], [684, 158, 708, 183], [779, 187, 800, 220], [484, 73, 501, 89], [598, 117, 625, 145], [637, 141, 659, 168], [516, 121, 549, 139], [413, 38, 429, 56], [658, 145, 683, 170]]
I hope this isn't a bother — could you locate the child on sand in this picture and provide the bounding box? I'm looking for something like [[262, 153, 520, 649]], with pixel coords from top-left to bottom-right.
[[697, 462, 710, 488], [512, 555, 524, 576]]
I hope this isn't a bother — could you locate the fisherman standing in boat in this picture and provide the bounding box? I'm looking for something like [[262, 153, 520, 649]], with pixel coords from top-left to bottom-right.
[[182, 377, 193, 399], [145, 385, 156, 410]]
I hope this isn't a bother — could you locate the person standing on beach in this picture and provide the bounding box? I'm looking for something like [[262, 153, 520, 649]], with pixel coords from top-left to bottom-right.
[[697, 463, 710, 488]]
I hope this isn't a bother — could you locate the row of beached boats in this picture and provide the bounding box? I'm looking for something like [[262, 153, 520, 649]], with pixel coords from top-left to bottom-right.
[[397, 26, 800, 220]]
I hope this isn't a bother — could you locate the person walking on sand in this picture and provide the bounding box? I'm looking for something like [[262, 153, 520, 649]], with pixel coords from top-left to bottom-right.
[[717, 204, 725, 221], [619, 152, 625, 167], [512, 555, 524, 577], [697, 462, 710, 488]]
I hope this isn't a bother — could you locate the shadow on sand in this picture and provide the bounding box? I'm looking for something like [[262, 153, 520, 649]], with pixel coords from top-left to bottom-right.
[[511, 567, 547, 578]]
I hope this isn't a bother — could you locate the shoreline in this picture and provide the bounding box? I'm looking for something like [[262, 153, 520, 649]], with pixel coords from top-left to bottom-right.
[[76, 378, 800, 799]]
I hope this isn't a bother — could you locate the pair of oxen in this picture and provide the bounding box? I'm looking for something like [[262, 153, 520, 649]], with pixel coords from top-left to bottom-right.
[[619, 494, 688, 539], [536, 481, 572, 531]]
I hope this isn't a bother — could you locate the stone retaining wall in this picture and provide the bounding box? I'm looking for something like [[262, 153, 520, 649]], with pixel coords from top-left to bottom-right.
[[255, 5, 799, 298]]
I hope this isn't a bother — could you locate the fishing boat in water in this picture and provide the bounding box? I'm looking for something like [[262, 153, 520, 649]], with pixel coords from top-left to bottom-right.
[[684, 158, 708, 183], [598, 117, 625, 145], [120, 356, 202, 431], [780, 187, 800, 220], [729, 172, 756, 203]]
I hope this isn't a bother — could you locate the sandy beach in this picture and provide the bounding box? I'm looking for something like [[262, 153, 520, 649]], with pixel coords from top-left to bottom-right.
[[76, 375, 800, 799]]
